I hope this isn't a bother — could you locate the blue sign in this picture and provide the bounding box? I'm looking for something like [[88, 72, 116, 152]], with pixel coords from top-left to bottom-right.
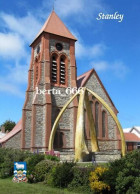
[[13, 162, 27, 182]]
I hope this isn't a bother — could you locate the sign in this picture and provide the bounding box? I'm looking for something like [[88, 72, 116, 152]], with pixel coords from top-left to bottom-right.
[[13, 162, 28, 183]]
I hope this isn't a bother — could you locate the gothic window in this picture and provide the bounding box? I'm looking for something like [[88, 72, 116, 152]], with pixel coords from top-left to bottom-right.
[[90, 101, 93, 114], [51, 56, 57, 83], [95, 101, 99, 137], [54, 131, 58, 148], [53, 131, 65, 148], [60, 57, 66, 85], [102, 111, 106, 138], [35, 65, 38, 83], [59, 132, 64, 148]]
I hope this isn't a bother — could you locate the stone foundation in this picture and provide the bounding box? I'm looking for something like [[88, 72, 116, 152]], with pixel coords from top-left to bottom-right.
[[59, 150, 121, 162], [92, 151, 121, 163]]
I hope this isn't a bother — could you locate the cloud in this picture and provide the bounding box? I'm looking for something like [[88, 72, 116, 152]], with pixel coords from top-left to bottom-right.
[[0, 62, 28, 97], [91, 60, 129, 78], [91, 61, 108, 71], [0, 12, 42, 43], [0, 32, 26, 59], [76, 41, 107, 58], [0, 81, 24, 98], [6, 63, 28, 84], [54, 0, 107, 24], [0, 12, 37, 96]]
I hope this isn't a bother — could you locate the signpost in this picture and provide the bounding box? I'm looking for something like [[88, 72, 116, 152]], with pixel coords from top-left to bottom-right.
[[13, 162, 28, 183]]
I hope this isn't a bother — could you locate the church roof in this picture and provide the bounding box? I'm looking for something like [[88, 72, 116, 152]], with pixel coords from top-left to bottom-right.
[[0, 132, 6, 139], [77, 69, 118, 112], [31, 10, 77, 46], [0, 119, 22, 144], [118, 132, 140, 142], [77, 69, 94, 88], [124, 133, 140, 142]]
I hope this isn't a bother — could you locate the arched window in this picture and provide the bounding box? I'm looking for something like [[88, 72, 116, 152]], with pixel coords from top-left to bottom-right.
[[35, 65, 38, 83], [60, 57, 66, 85], [59, 132, 64, 148], [95, 102, 99, 137], [51, 55, 57, 83], [90, 101, 93, 114], [102, 111, 106, 138]]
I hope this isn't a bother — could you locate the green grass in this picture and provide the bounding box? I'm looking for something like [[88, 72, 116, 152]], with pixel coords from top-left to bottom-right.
[[0, 178, 79, 194], [76, 162, 108, 168]]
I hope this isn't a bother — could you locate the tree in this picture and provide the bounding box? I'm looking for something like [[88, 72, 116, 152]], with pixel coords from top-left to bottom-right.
[[0, 120, 16, 132]]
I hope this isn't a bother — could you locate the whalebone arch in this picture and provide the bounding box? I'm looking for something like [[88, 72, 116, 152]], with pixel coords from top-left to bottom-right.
[[48, 87, 126, 161]]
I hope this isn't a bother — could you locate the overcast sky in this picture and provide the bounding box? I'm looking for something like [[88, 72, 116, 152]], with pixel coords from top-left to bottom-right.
[[0, 0, 140, 128]]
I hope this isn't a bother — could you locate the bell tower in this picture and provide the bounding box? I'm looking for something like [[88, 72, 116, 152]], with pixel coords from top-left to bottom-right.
[[21, 11, 78, 152]]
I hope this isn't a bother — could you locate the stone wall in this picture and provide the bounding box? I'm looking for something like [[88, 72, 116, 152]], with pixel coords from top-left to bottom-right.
[[24, 68, 34, 149], [5, 131, 21, 148], [35, 106, 45, 147], [25, 111, 32, 148], [85, 72, 118, 151]]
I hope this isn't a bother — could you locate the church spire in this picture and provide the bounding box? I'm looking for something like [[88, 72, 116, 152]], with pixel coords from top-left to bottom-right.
[[30, 10, 77, 46]]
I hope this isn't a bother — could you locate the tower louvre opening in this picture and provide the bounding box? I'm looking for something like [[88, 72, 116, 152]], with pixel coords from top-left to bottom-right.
[[60, 58, 65, 84], [52, 56, 57, 83]]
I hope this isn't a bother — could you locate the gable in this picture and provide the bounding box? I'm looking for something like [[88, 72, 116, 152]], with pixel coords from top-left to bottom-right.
[[130, 127, 140, 138], [77, 69, 118, 113]]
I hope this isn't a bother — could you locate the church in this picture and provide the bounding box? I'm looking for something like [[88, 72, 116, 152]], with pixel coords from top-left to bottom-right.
[[0, 11, 123, 161]]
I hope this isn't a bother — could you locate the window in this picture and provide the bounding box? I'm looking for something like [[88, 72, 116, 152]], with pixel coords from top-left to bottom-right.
[[102, 111, 106, 137], [59, 132, 64, 148], [35, 66, 38, 83], [51, 56, 57, 83], [90, 101, 93, 114], [95, 102, 99, 137], [51, 54, 67, 86], [56, 43, 63, 51], [53, 131, 65, 148], [60, 57, 65, 85]]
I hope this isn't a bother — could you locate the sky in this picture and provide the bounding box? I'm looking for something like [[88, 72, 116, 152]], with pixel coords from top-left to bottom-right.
[[0, 0, 140, 128]]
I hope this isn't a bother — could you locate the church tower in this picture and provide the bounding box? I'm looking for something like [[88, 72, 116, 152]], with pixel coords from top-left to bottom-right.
[[21, 11, 78, 152]]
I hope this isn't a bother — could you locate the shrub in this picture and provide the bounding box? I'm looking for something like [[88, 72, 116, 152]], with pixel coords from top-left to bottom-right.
[[47, 162, 75, 188], [115, 172, 135, 194], [103, 150, 140, 193], [102, 158, 125, 193], [0, 148, 31, 178], [25, 153, 45, 175], [33, 160, 57, 183], [89, 166, 110, 193], [68, 167, 93, 193]]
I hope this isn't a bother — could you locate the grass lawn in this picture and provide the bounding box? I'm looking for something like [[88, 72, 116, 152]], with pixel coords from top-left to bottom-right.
[[0, 178, 79, 194]]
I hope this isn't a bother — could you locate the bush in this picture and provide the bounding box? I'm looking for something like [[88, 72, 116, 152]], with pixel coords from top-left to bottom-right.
[[0, 148, 31, 178], [33, 160, 57, 183], [68, 167, 93, 193], [103, 150, 140, 193], [102, 158, 125, 193], [47, 162, 75, 188], [25, 153, 45, 175], [89, 166, 110, 193]]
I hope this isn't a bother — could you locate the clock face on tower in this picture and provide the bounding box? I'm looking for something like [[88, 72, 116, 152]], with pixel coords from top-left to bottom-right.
[[56, 43, 63, 51]]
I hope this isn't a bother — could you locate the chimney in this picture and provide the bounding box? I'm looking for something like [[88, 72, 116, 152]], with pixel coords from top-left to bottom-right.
[[1, 126, 5, 133]]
